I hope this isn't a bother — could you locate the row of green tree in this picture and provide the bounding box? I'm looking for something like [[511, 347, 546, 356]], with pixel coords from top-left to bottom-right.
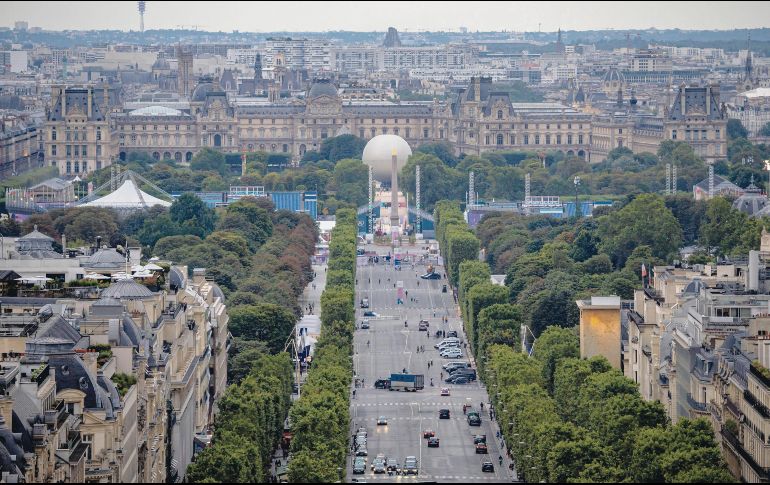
[[287, 208, 357, 483], [186, 353, 294, 482], [434, 200, 480, 285], [485, 332, 733, 483]]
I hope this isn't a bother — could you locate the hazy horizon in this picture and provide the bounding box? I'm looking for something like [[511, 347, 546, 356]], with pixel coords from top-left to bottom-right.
[[5, 1, 770, 33]]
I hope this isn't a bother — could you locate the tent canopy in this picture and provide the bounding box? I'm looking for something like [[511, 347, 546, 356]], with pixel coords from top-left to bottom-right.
[[81, 179, 172, 209]]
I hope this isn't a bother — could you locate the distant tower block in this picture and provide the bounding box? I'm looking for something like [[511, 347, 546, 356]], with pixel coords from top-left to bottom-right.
[[383, 27, 402, 47], [137, 1, 146, 33]]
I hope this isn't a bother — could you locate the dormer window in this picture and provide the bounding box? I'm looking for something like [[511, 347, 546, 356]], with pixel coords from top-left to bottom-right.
[[497, 110, 503, 120]]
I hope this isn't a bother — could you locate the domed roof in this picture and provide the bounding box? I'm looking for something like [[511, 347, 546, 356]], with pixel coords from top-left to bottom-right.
[[191, 82, 215, 102], [87, 248, 126, 268], [152, 55, 170, 70], [19, 225, 54, 242], [603, 68, 625, 84], [307, 79, 338, 99], [100, 279, 154, 300], [733, 181, 768, 216], [683, 278, 705, 295], [129, 105, 183, 116], [362, 134, 413, 183]]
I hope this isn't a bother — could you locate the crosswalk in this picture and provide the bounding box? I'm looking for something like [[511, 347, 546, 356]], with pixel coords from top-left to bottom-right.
[[353, 474, 500, 481]]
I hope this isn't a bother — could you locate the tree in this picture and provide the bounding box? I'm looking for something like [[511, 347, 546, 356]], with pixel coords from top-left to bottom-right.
[[597, 194, 683, 267], [186, 431, 263, 483], [760, 122, 770, 137], [169, 193, 216, 237], [700, 196, 763, 256], [532, 326, 579, 392], [228, 304, 296, 353], [727, 119, 748, 140], [317, 134, 367, 163], [191, 147, 229, 176]]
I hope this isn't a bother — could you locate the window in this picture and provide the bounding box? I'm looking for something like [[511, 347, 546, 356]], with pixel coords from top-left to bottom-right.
[[535, 134, 540, 144], [96, 145, 101, 156], [74, 161, 79, 173], [524, 134, 529, 145], [578, 134, 584, 144], [394, 128, 399, 135], [439, 129, 444, 139], [74, 145, 79, 157], [51, 129, 57, 141], [497, 134, 504, 145], [524, 123, 528, 129], [359, 128, 365, 138], [96, 128, 101, 141], [716, 129, 721, 139], [545, 134, 551, 144], [567, 134, 573, 144], [66, 161, 71, 173], [73, 130, 79, 141], [485, 135, 490, 145], [511, 134, 516, 144], [406, 128, 411, 138], [423, 128, 429, 138], [497, 110, 503, 120], [51, 145, 57, 156], [383, 128, 389, 134], [282, 144, 288, 153], [672, 130, 677, 140], [66, 130, 71, 141], [556, 134, 562, 144]]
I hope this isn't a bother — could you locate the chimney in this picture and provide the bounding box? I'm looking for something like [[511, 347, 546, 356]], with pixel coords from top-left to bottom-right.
[[193, 268, 206, 285], [128, 247, 141, 266], [749, 250, 760, 292], [108, 318, 120, 345]]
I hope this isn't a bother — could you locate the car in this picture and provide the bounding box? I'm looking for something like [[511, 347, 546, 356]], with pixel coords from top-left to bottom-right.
[[353, 460, 366, 474], [360, 320, 370, 329], [355, 447, 368, 456], [403, 456, 418, 475], [474, 435, 487, 444], [357, 427, 368, 434], [363, 311, 379, 317], [386, 458, 399, 473], [445, 375, 469, 384], [377, 416, 388, 425], [437, 341, 461, 351], [443, 361, 470, 372], [421, 272, 442, 280], [371, 454, 385, 471], [423, 429, 435, 439], [482, 461, 495, 473], [427, 437, 440, 448], [356, 248, 365, 256], [360, 298, 370, 308], [374, 379, 391, 389], [440, 349, 463, 359], [468, 415, 482, 426], [434, 338, 460, 349], [449, 369, 477, 381], [418, 320, 429, 331], [373, 461, 387, 474], [355, 436, 367, 445], [439, 409, 450, 419], [447, 330, 458, 338], [440, 387, 450, 396], [476, 442, 489, 454]]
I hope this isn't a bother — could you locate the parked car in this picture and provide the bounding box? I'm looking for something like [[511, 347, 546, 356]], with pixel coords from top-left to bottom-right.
[[482, 461, 495, 473], [447, 330, 458, 338], [434, 338, 460, 349], [440, 349, 463, 359], [427, 437, 440, 448], [442, 361, 470, 372], [445, 375, 469, 384], [476, 442, 489, 454], [439, 409, 450, 419]]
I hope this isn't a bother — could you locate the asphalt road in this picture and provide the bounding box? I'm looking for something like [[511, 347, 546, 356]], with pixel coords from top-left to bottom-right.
[[348, 242, 512, 483]]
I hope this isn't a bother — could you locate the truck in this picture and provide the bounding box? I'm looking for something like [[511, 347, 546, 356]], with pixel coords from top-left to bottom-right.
[[389, 373, 424, 392]]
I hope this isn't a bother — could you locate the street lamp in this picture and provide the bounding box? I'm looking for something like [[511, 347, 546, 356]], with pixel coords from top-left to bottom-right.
[[573, 175, 581, 217]]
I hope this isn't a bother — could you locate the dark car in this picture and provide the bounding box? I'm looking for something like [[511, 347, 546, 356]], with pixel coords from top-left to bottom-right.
[[449, 369, 477, 381], [421, 272, 442, 280], [445, 375, 469, 384], [473, 435, 487, 444], [353, 458, 366, 474], [363, 311, 379, 317], [403, 457, 418, 475], [482, 461, 495, 473], [468, 415, 481, 426], [374, 379, 391, 389], [386, 458, 399, 473], [439, 409, 450, 419], [475, 442, 488, 454], [427, 437, 440, 448], [423, 429, 435, 439], [447, 330, 458, 338]]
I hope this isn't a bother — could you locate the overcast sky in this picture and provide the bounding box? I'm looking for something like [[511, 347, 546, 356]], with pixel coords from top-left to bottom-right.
[[5, 1, 770, 32]]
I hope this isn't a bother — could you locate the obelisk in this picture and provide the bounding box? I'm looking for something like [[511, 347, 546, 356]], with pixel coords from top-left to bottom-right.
[[390, 148, 399, 234]]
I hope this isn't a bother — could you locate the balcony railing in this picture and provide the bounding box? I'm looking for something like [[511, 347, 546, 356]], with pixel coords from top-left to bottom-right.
[[750, 364, 770, 389], [744, 389, 770, 419], [686, 393, 708, 412]]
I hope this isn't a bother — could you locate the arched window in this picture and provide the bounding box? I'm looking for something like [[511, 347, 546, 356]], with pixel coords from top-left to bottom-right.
[[152, 152, 160, 160], [186, 151, 193, 162], [497, 110, 503, 120]]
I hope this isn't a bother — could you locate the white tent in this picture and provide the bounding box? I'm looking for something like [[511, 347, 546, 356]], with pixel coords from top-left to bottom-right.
[[81, 180, 171, 209]]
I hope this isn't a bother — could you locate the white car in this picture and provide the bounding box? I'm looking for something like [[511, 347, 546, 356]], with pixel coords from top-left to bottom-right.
[[434, 338, 460, 349], [440, 349, 463, 359]]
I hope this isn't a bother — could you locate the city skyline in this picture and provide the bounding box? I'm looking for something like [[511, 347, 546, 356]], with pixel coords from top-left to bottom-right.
[[5, 1, 770, 32]]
